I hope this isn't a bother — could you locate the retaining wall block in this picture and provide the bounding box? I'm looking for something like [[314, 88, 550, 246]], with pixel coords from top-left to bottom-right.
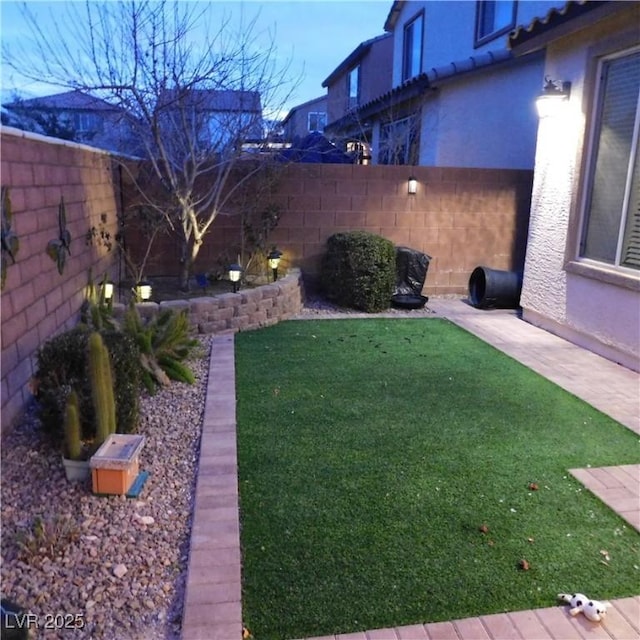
[[135, 302, 160, 321], [199, 320, 230, 334], [217, 293, 242, 309], [189, 297, 220, 314], [230, 315, 251, 331], [160, 300, 191, 315], [250, 310, 268, 327]]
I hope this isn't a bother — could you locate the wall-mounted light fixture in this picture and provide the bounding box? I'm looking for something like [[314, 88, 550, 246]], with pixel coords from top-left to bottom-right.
[[228, 263, 242, 293], [102, 280, 114, 302], [536, 76, 571, 118], [135, 280, 152, 301], [267, 248, 283, 282], [408, 176, 418, 195]]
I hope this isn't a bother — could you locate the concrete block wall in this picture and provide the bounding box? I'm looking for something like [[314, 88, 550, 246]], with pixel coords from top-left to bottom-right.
[[1, 127, 120, 432], [132, 164, 533, 296], [112, 270, 304, 334]]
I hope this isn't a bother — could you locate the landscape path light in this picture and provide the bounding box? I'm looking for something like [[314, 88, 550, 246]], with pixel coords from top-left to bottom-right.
[[228, 263, 242, 293], [135, 280, 152, 302], [536, 76, 571, 118], [102, 280, 114, 302], [267, 248, 283, 281]]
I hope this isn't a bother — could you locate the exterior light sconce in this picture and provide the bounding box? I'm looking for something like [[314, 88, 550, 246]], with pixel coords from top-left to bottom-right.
[[102, 280, 114, 302], [267, 248, 283, 282], [135, 280, 152, 301], [228, 263, 242, 293], [408, 176, 418, 195], [536, 77, 571, 118]]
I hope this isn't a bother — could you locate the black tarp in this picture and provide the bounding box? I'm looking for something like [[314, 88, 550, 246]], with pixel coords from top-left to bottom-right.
[[394, 246, 431, 296], [279, 132, 353, 164]]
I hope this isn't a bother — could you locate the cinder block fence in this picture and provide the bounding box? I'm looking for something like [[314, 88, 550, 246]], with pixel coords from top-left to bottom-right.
[[1, 126, 533, 431]]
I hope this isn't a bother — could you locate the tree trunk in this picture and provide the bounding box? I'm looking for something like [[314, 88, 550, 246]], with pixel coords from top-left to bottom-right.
[[178, 259, 191, 292]]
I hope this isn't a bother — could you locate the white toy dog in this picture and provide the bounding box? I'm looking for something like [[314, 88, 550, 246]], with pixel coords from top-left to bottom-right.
[[558, 593, 610, 622]]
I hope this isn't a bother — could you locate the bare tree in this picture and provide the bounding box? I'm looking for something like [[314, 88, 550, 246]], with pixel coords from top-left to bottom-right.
[[4, 0, 296, 289]]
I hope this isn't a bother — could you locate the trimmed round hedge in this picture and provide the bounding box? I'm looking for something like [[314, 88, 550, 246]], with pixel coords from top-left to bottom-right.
[[320, 231, 396, 313]]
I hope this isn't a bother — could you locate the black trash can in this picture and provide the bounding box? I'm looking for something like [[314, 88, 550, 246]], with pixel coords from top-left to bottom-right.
[[468, 266, 522, 309]]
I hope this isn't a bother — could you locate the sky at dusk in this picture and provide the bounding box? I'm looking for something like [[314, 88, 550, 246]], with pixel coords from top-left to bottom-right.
[[1, 0, 393, 117]]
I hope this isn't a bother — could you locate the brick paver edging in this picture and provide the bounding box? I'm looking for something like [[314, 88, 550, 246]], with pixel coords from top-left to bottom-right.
[[181, 333, 243, 640]]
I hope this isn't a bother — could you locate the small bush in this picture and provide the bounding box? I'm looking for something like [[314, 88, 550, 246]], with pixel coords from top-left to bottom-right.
[[320, 231, 396, 312], [35, 327, 141, 443], [123, 305, 198, 393]]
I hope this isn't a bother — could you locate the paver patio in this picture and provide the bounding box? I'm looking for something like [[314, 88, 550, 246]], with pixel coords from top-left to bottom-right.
[[180, 299, 640, 640]]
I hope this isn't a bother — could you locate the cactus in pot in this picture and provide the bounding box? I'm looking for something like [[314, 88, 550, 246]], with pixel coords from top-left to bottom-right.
[[88, 331, 116, 445], [63, 389, 82, 460]]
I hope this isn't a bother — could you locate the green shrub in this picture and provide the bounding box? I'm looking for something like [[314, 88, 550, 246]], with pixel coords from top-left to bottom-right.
[[320, 231, 396, 312], [35, 327, 141, 444]]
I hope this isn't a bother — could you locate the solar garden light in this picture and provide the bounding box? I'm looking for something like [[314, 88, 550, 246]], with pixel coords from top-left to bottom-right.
[[407, 176, 417, 195], [228, 263, 242, 293], [102, 280, 114, 302], [267, 248, 283, 282], [135, 280, 152, 302]]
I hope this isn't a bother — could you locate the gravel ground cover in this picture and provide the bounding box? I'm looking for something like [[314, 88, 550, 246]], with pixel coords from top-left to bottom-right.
[[1, 337, 212, 640]]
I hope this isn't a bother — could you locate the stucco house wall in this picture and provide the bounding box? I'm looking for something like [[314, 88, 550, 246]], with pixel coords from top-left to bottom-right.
[[282, 95, 328, 142], [517, 6, 640, 371], [368, 0, 566, 169], [418, 51, 543, 169], [389, 0, 563, 87]]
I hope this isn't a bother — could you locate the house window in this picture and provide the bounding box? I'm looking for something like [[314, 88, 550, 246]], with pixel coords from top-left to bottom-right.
[[378, 115, 419, 165], [73, 112, 101, 133], [475, 1, 516, 46], [579, 49, 640, 271], [308, 112, 327, 132], [402, 12, 423, 82], [348, 65, 360, 109]]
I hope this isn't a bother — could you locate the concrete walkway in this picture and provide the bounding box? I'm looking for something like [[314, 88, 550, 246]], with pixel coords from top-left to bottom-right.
[[180, 300, 640, 640]]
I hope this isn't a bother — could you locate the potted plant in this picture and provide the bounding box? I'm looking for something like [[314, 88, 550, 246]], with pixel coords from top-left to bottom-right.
[[61, 389, 91, 482], [61, 331, 117, 482]]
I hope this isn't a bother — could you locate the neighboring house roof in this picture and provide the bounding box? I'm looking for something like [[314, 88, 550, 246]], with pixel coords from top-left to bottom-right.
[[327, 48, 516, 130], [9, 90, 120, 112], [508, 0, 619, 52], [158, 89, 262, 113], [321, 33, 392, 88], [384, 1, 405, 32]]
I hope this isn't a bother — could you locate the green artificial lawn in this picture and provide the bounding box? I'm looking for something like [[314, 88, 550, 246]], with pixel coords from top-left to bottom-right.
[[235, 319, 640, 640]]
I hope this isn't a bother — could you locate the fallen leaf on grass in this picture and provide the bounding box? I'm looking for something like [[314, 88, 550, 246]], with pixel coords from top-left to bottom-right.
[[479, 524, 489, 533], [527, 537, 535, 543], [519, 559, 531, 570], [243, 627, 252, 639], [528, 482, 539, 491]]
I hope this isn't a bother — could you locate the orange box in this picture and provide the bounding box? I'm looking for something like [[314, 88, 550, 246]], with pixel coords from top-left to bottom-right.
[[91, 460, 140, 495], [90, 434, 145, 496]]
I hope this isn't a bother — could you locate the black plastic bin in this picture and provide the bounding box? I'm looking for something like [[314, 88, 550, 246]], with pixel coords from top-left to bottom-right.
[[468, 266, 522, 309]]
